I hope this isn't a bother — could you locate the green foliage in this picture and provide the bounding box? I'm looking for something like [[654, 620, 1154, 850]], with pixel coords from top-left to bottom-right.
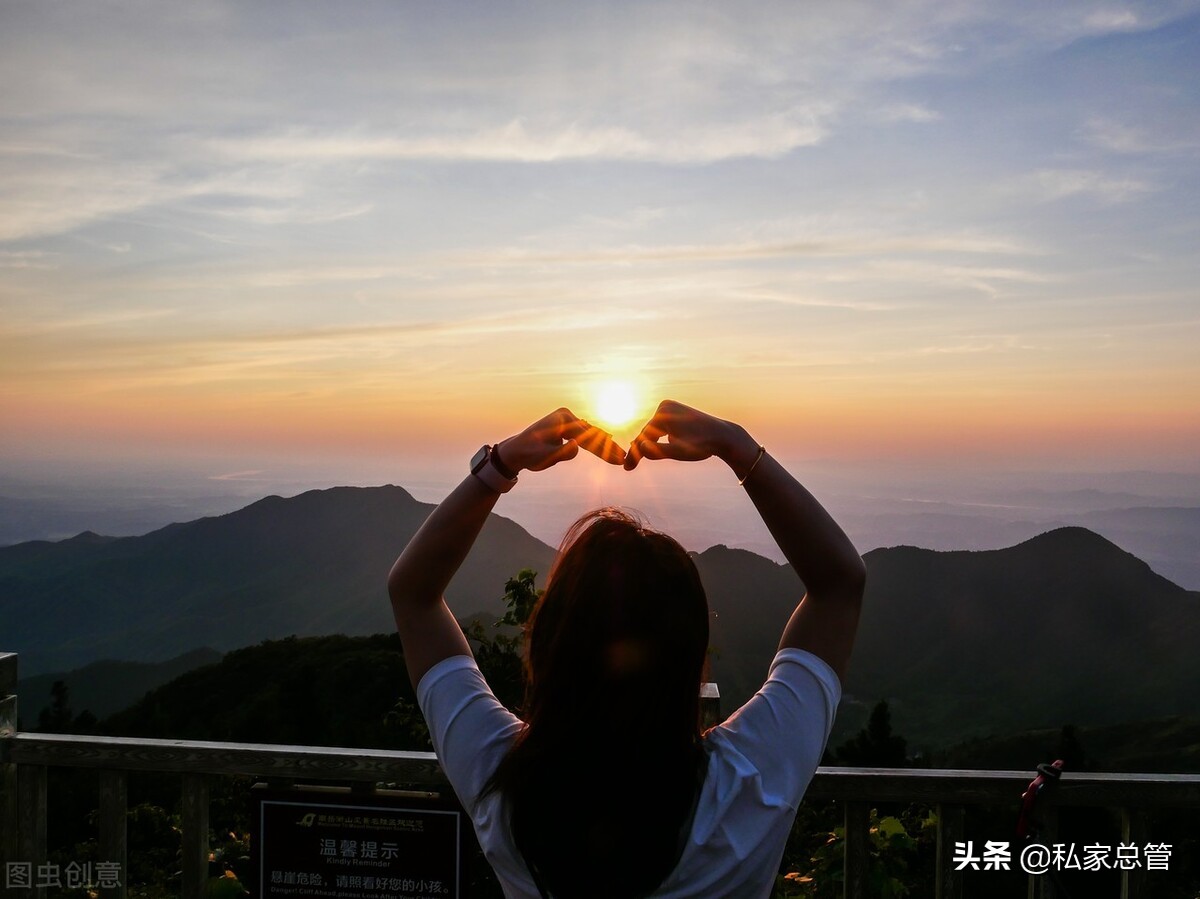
[[387, 568, 540, 748], [496, 569, 541, 629], [463, 568, 540, 713], [207, 823, 252, 897], [124, 801, 183, 894], [776, 806, 936, 898], [382, 693, 432, 749]]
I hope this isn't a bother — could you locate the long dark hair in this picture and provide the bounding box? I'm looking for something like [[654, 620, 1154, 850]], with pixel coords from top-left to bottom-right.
[[485, 508, 711, 898]]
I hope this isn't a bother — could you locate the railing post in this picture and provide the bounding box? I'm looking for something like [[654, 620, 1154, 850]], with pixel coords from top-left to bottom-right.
[[1032, 805, 1058, 899], [0, 652, 16, 737], [17, 763, 48, 899], [1, 651, 18, 868], [842, 800, 870, 899], [699, 683, 721, 730], [934, 803, 964, 899], [98, 769, 128, 899], [181, 773, 210, 899], [1120, 807, 1148, 899]]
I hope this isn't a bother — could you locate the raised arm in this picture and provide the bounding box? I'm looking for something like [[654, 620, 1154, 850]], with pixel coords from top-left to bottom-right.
[[388, 408, 624, 689], [625, 400, 865, 681]]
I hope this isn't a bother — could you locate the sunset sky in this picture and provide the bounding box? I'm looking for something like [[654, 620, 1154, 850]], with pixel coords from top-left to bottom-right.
[[2, 0, 1199, 487]]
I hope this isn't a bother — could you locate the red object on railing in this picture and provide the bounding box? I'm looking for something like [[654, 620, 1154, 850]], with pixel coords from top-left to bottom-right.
[[1017, 758, 1064, 840]]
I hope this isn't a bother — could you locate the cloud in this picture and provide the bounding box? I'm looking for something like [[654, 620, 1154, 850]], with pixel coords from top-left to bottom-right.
[[1006, 169, 1156, 204], [0, 151, 175, 243], [1084, 117, 1200, 155], [874, 104, 943, 123], [207, 469, 266, 481], [471, 233, 1034, 268], [3, 0, 1195, 246], [0, 250, 57, 270], [0, 306, 179, 338], [198, 200, 375, 227], [206, 115, 829, 166], [837, 259, 1056, 298], [1083, 9, 1142, 31], [0, 302, 670, 385]]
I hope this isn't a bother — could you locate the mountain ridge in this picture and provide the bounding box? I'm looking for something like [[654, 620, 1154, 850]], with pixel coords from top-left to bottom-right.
[[0, 484, 555, 674], [2, 486, 1196, 745]]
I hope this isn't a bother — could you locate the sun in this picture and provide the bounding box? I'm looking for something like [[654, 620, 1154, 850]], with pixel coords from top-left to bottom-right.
[[590, 379, 642, 431]]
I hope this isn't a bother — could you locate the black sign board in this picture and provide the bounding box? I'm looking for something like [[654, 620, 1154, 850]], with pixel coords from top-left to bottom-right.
[[252, 785, 467, 899]]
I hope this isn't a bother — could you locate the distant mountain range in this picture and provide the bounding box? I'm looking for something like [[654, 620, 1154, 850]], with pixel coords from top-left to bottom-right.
[[846, 527, 1200, 745], [4, 485, 1197, 746], [0, 485, 554, 674], [18, 648, 223, 720]]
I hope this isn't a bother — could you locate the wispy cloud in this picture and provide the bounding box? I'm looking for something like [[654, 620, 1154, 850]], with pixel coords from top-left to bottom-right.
[[1005, 168, 1156, 204], [874, 103, 943, 123], [206, 115, 829, 166], [1084, 116, 1200, 155], [0, 307, 179, 338], [2, 1, 1199, 468], [207, 469, 266, 482], [845, 260, 1057, 298], [0, 250, 57, 270], [1082, 9, 1142, 32], [0, 304, 670, 384], [471, 233, 1034, 268]]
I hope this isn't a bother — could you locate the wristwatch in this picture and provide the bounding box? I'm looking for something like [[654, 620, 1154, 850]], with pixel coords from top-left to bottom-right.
[[470, 444, 518, 493]]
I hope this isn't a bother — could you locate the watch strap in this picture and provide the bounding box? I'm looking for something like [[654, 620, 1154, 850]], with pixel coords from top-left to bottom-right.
[[472, 445, 518, 493]]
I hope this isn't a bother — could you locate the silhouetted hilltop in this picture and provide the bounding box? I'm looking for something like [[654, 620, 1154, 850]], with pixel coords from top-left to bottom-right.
[[933, 716, 1200, 774], [19, 648, 223, 722], [103, 634, 423, 749], [845, 527, 1200, 745], [0, 485, 555, 674], [691, 544, 801, 711]]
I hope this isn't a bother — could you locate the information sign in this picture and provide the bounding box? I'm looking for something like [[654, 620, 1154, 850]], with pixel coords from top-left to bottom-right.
[[252, 786, 466, 899]]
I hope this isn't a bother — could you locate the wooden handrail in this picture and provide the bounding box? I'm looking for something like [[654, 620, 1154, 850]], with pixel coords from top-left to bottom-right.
[[5, 732, 1200, 899], [806, 764, 1200, 807], [4, 648, 1200, 899], [7, 733, 1200, 805], [2, 732, 445, 783]]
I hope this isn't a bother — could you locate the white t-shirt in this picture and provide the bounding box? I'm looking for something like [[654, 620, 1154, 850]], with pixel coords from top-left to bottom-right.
[[417, 648, 841, 899]]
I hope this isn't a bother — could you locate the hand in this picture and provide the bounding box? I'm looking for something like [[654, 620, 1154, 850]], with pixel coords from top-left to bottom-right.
[[624, 400, 753, 471], [496, 408, 626, 473]]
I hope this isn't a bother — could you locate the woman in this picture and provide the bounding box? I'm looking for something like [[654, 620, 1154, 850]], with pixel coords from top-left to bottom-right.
[[388, 400, 865, 898]]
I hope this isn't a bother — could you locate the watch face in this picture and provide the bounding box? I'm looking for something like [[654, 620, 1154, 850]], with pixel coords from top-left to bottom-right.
[[470, 445, 490, 473]]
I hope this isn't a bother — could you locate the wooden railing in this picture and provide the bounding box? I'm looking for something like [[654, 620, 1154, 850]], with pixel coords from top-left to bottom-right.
[[4, 651, 1199, 898]]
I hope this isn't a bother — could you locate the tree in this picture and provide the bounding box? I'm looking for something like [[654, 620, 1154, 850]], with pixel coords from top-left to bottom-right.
[[386, 569, 540, 747], [835, 701, 908, 767], [37, 680, 73, 732], [1054, 724, 1092, 772], [463, 568, 540, 712]]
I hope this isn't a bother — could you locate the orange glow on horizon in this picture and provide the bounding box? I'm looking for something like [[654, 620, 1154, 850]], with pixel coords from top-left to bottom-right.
[[4, 374, 1199, 474]]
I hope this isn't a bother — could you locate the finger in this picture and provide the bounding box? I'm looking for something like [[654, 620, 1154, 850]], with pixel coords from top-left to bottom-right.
[[601, 438, 627, 465], [624, 419, 665, 470], [623, 429, 651, 469], [531, 439, 579, 471], [559, 415, 591, 442], [631, 419, 666, 446], [577, 426, 625, 465], [644, 401, 682, 431], [631, 437, 669, 463], [623, 439, 641, 470], [553, 439, 581, 466]]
